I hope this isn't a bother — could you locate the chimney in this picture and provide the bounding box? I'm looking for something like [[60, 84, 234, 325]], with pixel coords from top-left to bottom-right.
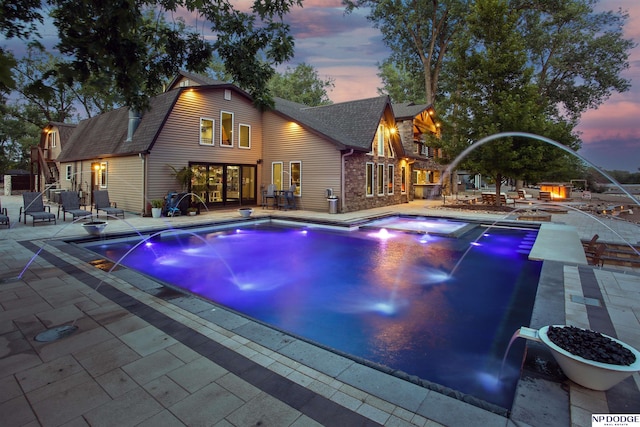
[[126, 109, 141, 142]]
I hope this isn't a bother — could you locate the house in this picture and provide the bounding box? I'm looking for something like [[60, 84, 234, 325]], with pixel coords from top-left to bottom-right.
[[44, 71, 441, 214], [31, 122, 76, 195]]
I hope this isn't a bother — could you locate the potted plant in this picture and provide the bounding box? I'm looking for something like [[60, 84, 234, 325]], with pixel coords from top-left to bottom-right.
[[151, 199, 163, 218], [187, 207, 197, 216], [168, 165, 193, 192], [536, 325, 640, 390]]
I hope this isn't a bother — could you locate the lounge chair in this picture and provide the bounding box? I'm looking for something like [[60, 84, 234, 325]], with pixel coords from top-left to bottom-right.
[[0, 198, 9, 228], [20, 192, 56, 226], [93, 190, 125, 219], [262, 184, 277, 209], [58, 191, 93, 221]]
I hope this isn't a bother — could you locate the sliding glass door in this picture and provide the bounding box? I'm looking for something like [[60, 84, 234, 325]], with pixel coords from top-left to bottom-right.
[[189, 163, 256, 207]]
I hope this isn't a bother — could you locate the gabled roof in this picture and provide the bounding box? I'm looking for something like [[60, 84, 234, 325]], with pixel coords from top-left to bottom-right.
[[273, 96, 394, 151], [392, 102, 432, 120], [165, 70, 226, 91], [52, 122, 77, 142], [57, 89, 182, 162]]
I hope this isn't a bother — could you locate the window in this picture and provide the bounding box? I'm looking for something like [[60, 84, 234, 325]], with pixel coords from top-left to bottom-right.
[[224, 89, 232, 100], [365, 163, 374, 196], [401, 165, 407, 194], [290, 161, 301, 196], [377, 125, 385, 157], [50, 131, 57, 148], [220, 111, 233, 146], [65, 165, 72, 181], [377, 164, 385, 195], [386, 137, 394, 158], [200, 118, 214, 145], [387, 164, 394, 195], [272, 162, 283, 190], [179, 79, 190, 87], [239, 124, 251, 149], [98, 162, 108, 188]]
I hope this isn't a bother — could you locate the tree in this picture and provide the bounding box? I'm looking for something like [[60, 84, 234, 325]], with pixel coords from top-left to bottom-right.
[[444, 0, 583, 203], [4, 1, 301, 111], [376, 58, 425, 103], [344, 0, 468, 106], [267, 63, 334, 106], [520, 0, 634, 123], [0, 0, 43, 90]]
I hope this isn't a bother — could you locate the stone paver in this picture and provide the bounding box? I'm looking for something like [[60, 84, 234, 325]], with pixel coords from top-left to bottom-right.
[[0, 193, 639, 426]]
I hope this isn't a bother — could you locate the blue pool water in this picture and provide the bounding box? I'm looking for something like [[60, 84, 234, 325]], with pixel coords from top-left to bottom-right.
[[85, 219, 542, 409]]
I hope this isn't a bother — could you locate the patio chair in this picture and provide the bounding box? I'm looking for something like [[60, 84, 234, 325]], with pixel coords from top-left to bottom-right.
[[279, 185, 297, 210], [20, 192, 56, 226], [517, 189, 533, 199], [0, 198, 9, 228], [58, 191, 93, 222], [261, 184, 277, 209], [93, 190, 125, 219]]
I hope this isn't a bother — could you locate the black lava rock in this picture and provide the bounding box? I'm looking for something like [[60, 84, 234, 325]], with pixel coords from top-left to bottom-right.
[[547, 326, 636, 366]]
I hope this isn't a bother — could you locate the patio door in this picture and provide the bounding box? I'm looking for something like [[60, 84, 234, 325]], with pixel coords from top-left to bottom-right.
[[189, 163, 256, 207]]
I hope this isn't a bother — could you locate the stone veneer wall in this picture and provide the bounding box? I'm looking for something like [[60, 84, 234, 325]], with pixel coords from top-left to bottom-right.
[[342, 152, 406, 213]]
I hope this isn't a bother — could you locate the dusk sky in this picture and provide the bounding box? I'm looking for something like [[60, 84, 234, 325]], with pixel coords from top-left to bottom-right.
[[3, 0, 639, 171], [278, 0, 640, 172]]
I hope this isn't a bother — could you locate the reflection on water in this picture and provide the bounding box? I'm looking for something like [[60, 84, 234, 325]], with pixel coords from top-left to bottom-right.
[[88, 222, 541, 409]]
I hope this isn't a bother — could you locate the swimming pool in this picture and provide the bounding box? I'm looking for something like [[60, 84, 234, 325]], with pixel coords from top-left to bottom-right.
[[84, 218, 542, 409]]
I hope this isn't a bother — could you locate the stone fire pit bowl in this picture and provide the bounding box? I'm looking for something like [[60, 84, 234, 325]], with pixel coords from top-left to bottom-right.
[[537, 325, 640, 391], [82, 221, 108, 236]]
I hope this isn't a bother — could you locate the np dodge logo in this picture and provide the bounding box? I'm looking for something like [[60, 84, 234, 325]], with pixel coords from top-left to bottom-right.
[[592, 414, 640, 427]]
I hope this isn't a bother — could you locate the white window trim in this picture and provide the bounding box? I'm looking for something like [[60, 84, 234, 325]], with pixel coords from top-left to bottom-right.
[[220, 111, 234, 147], [224, 89, 232, 100], [401, 165, 407, 195], [65, 165, 72, 181], [272, 161, 283, 191], [50, 131, 57, 148], [99, 161, 108, 188], [289, 161, 301, 196], [377, 163, 385, 196], [238, 123, 251, 149], [365, 162, 374, 197], [387, 164, 394, 195], [199, 117, 215, 146], [377, 125, 385, 157]]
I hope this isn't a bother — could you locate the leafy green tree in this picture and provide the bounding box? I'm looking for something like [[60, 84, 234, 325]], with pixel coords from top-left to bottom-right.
[[4, 1, 301, 111], [344, 0, 467, 106], [0, 0, 43, 90], [267, 63, 334, 106], [0, 99, 40, 173], [444, 0, 584, 203], [376, 58, 425, 103], [519, 0, 634, 123]]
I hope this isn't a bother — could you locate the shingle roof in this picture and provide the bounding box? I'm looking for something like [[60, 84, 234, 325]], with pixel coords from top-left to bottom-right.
[[392, 102, 431, 120], [166, 70, 226, 89], [57, 90, 182, 162], [273, 96, 392, 150]]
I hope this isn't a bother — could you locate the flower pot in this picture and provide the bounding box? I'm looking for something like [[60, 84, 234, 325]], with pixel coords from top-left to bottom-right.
[[188, 211, 196, 216], [538, 325, 640, 391], [238, 208, 253, 218], [82, 221, 108, 236], [151, 207, 162, 218]]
